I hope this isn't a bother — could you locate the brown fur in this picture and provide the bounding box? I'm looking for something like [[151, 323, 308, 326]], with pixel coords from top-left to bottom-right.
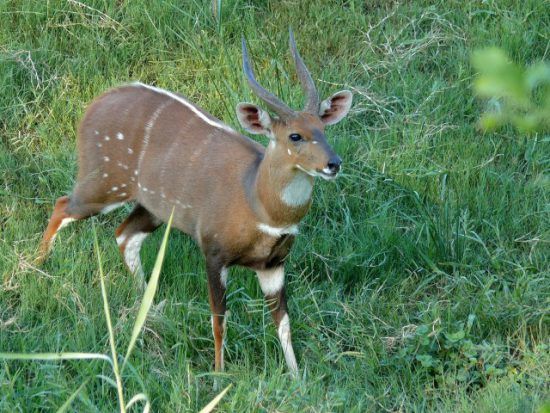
[[39, 81, 348, 375]]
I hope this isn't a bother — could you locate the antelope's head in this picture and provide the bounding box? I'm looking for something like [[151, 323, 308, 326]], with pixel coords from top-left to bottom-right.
[[237, 30, 352, 180]]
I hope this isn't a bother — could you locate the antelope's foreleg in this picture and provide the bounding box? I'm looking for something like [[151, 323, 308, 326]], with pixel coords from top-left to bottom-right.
[[256, 266, 298, 376], [206, 262, 228, 373]]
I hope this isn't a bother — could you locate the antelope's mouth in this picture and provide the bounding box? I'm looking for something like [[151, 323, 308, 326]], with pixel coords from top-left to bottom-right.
[[318, 169, 339, 180], [296, 165, 339, 180]]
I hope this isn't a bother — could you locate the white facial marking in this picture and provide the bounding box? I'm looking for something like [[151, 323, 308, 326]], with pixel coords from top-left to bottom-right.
[[116, 132, 124, 140], [287, 148, 292, 156], [102, 173, 108, 178], [122, 232, 149, 280], [142, 187, 148, 192], [132, 82, 235, 133], [104, 136, 110, 141], [220, 267, 228, 288], [256, 266, 285, 296], [128, 148, 133, 154], [257, 223, 299, 237], [97, 143, 103, 148], [278, 314, 298, 373], [281, 172, 313, 207], [101, 202, 125, 214], [111, 186, 118, 191], [103, 156, 110, 162]]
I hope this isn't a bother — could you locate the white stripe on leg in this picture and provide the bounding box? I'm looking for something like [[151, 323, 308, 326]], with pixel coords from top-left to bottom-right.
[[278, 313, 298, 375]]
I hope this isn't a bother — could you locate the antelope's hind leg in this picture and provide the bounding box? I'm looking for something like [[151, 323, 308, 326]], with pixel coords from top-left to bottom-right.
[[115, 204, 161, 286], [38, 195, 106, 263]]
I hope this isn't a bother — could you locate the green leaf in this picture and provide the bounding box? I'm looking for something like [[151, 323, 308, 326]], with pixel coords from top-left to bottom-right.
[[416, 354, 435, 368], [444, 330, 465, 343]]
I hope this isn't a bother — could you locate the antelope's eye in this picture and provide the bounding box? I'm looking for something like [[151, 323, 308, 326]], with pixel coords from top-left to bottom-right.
[[289, 133, 303, 142]]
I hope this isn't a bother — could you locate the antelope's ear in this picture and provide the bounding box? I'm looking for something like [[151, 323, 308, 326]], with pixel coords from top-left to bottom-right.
[[236, 103, 273, 136], [319, 90, 353, 126]]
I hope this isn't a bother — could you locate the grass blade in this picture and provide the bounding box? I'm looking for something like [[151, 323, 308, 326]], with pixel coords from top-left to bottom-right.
[[0, 352, 111, 363], [56, 378, 90, 413], [125, 393, 150, 412], [198, 384, 232, 413], [122, 209, 174, 371], [93, 224, 125, 413]]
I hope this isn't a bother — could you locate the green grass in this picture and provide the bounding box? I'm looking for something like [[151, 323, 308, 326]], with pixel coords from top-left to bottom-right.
[[1, 0, 549, 411]]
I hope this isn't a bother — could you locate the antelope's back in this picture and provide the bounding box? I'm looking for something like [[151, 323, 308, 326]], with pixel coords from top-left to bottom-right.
[[75, 84, 264, 240]]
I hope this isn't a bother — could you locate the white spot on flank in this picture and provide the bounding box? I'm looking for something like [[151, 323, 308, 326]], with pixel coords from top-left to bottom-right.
[[121, 183, 127, 188], [102, 173, 108, 178], [128, 148, 134, 154], [130, 177, 136, 182], [94, 130, 99, 135], [104, 136, 110, 141], [137, 182, 142, 188], [132, 82, 235, 133], [220, 267, 228, 288], [116, 132, 124, 140], [104, 156, 110, 162], [161, 193, 166, 199], [119, 192, 127, 197], [256, 266, 284, 296], [111, 186, 118, 191], [257, 223, 299, 237], [101, 202, 125, 214], [281, 172, 313, 207], [312, 140, 318, 144], [117, 161, 129, 170], [278, 314, 298, 374], [149, 190, 155, 195], [97, 143, 103, 148]]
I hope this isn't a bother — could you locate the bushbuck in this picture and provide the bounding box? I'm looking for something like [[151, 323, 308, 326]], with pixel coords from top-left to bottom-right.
[[39, 30, 352, 376]]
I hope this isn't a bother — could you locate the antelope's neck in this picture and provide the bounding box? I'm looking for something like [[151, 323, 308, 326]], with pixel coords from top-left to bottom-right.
[[254, 147, 314, 227]]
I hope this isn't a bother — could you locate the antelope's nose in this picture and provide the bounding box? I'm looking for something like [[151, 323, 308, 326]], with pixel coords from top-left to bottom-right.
[[327, 156, 342, 174]]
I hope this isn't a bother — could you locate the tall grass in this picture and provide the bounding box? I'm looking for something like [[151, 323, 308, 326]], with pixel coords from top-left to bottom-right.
[[0, 212, 230, 412], [1, 0, 548, 411]]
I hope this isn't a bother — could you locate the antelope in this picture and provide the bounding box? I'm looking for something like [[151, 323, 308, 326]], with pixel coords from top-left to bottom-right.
[[38, 30, 352, 376]]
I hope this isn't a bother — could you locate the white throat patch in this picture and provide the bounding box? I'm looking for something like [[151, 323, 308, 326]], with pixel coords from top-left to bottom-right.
[[281, 172, 313, 207]]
